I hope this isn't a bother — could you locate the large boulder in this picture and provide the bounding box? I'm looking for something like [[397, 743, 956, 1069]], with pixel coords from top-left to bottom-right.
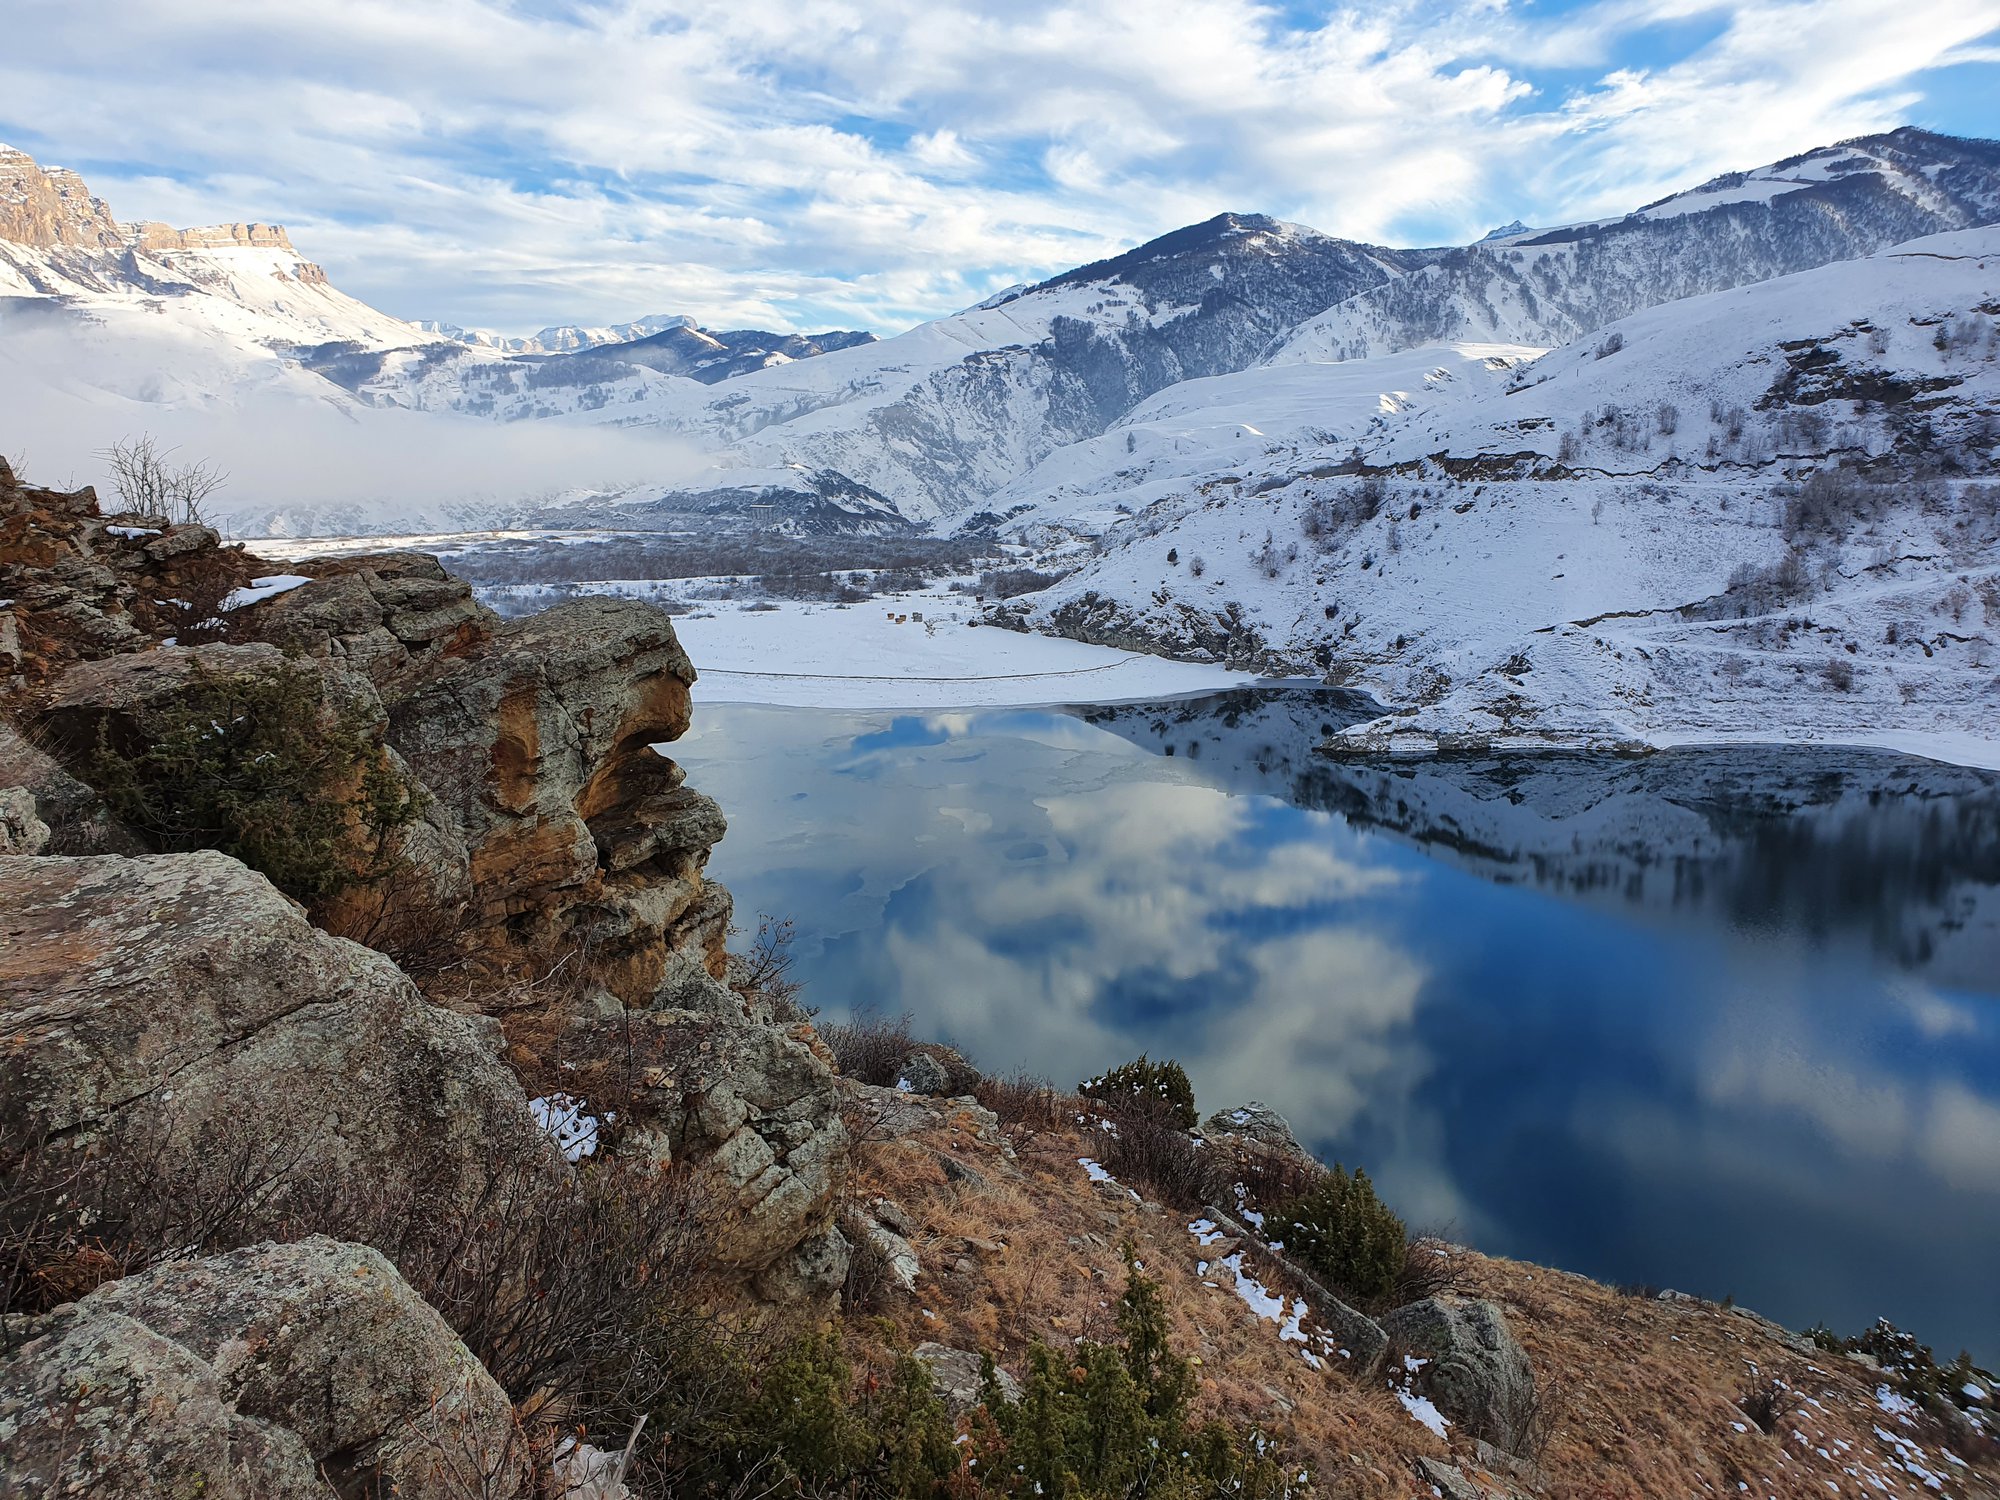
[[0, 1237, 529, 1499], [1201, 1100, 1311, 1160], [0, 850, 560, 1225], [33, 644, 467, 911], [1382, 1296, 1537, 1454]]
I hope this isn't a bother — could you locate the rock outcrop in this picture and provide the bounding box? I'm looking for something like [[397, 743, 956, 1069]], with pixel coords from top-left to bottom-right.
[[380, 596, 729, 996], [4, 463, 736, 1006], [1383, 1296, 1537, 1454], [1201, 1100, 1311, 1160], [0, 1237, 528, 1499], [537, 980, 851, 1298], [0, 455, 258, 698], [0, 850, 560, 1221], [913, 1342, 1022, 1414]]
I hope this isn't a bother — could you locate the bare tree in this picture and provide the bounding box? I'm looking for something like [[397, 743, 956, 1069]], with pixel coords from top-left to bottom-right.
[[100, 435, 226, 526]]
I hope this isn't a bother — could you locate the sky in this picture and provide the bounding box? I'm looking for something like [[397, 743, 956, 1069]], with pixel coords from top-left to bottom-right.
[[4, 0, 1997, 337]]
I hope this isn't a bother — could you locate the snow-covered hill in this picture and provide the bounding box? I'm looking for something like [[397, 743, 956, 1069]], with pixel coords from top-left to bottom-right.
[[1016, 229, 2000, 764]]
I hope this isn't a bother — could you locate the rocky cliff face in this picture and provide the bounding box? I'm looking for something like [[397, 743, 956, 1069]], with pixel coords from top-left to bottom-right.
[[2, 457, 737, 997], [0, 466, 855, 1489], [0, 146, 123, 249]]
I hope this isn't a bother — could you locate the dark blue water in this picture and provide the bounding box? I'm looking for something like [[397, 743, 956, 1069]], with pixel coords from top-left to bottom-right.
[[676, 688, 2000, 1361]]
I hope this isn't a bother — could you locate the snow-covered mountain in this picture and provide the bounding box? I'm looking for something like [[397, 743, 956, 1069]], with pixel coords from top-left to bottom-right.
[[1, 145, 428, 354], [1269, 128, 2000, 364], [417, 313, 699, 354], [1016, 227, 2000, 761], [515, 128, 2000, 530]]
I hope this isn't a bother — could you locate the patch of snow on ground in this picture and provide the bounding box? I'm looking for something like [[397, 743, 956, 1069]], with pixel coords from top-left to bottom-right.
[[1394, 1386, 1451, 1438], [529, 1093, 601, 1163], [221, 574, 313, 611]]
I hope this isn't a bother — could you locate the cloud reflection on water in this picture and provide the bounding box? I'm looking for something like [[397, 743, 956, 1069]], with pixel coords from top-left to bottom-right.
[[677, 694, 2000, 1358]]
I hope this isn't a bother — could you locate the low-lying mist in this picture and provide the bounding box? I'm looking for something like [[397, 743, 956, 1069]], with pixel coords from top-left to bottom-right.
[[0, 302, 707, 537]]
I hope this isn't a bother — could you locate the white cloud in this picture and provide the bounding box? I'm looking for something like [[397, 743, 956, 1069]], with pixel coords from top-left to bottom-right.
[[8, 2, 1983, 340]]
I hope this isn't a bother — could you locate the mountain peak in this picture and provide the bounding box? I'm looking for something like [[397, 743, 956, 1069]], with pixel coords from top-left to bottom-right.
[[0, 146, 122, 249]]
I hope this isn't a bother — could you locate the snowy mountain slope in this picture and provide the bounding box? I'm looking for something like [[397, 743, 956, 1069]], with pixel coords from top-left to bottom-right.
[[961, 341, 1545, 542], [1271, 129, 2000, 364], [1016, 228, 2000, 763], [502, 132, 1999, 531], [475, 214, 1426, 524], [0, 169, 426, 357], [530, 323, 878, 384]]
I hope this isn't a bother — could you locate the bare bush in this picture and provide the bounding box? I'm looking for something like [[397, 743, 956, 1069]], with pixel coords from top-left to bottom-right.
[[317, 860, 471, 981], [973, 1069, 1072, 1132], [728, 912, 813, 1021], [819, 1010, 915, 1086], [100, 434, 226, 527], [1095, 1098, 1214, 1209]]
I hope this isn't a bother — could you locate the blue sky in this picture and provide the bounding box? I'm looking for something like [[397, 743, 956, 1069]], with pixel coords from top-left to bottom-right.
[[3, 0, 1996, 335]]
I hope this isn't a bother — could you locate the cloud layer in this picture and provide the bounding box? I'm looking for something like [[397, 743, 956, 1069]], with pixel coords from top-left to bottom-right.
[[3, 0, 1995, 334]]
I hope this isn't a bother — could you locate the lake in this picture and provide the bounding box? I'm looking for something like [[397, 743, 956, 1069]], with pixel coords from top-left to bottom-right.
[[675, 687, 2000, 1362]]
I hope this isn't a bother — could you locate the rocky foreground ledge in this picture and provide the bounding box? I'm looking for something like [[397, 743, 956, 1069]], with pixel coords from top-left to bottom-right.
[[3, 458, 1997, 1499]]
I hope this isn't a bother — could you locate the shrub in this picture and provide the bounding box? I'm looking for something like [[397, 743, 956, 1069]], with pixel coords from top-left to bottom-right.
[[820, 1010, 915, 1086], [973, 1253, 1291, 1500], [1097, 1097, 1212, 1209], [1079, 1055, 1197, 1130], [973, 1068, 1069, 1131], [101, 433, 225, 526], [74, 658, 418, 904], [728, 912, 813, 1021], [1268, 1164, 1407, 1305]]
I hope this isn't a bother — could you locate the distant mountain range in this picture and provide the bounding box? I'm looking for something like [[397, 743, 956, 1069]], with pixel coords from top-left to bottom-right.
[[3, 128, 1998, 758]]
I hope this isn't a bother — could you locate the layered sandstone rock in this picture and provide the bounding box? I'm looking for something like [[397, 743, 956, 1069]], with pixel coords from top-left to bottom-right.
[[0, 146, 123, 249], [0, 1237, 528, 1499], [379, 595, 730, 996], [4, 462, 734, 1002]]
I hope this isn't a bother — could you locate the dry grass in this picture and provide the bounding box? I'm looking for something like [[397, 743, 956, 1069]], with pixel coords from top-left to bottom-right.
[[831, 1101, 2000, 1500]]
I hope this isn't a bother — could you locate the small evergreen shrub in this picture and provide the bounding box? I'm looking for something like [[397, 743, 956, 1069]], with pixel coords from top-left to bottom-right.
[[78, 658, 417, 904], [972, 1251, 1293, 1500], [1078, 1055, 1197, 1130], [1269, 1164, 1406, 1305]]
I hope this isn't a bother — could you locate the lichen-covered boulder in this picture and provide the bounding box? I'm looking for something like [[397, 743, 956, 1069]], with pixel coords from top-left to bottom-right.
[[0, 850, 560, 1221], [1382, 1296, 1537, 1454], [1201, 1100, 1311, 1161], [913, 1343, 1022, 1414], [0, 1237, 528, 1499], [239, 550, 494, 694]]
